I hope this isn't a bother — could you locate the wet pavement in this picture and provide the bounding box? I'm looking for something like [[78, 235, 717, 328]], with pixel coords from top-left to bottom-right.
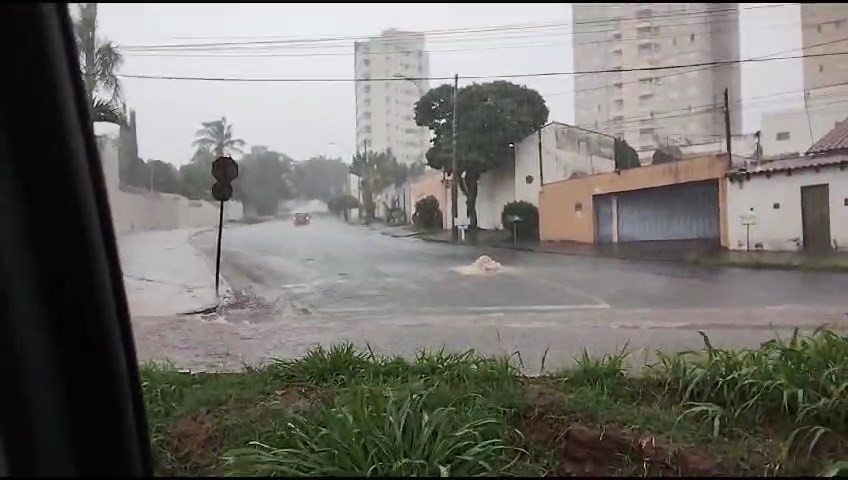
[[130, 216, 848, 372]]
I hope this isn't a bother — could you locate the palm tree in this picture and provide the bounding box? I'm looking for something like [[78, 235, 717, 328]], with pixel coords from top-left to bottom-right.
[[193, 117, 246, 157], [350, 150, 395, 222], [74, 3, 124, 125]]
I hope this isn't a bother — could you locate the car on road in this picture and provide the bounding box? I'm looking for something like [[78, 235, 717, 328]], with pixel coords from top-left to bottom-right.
[[293, 212, 311, 226]]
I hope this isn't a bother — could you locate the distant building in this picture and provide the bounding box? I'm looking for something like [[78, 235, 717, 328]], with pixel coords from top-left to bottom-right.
[[572, 3, 742, 158], [353, 29, 431, 166], [761, 4, 848, 157]]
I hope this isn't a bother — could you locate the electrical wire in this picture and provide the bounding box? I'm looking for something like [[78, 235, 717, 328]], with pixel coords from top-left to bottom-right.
[[118, 4, 792, 52], [116, 50, 848, 83]]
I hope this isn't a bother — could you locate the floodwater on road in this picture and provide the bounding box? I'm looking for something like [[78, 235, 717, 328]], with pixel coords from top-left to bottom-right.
[[132, 217, 848, 371]]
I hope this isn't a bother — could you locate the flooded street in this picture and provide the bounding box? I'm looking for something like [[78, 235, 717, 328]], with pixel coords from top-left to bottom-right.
[[127, 217, 848, 372]]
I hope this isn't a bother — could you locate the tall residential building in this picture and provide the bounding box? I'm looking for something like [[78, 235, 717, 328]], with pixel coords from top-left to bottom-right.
[[354, 29, 431, 166], [761, 4, 848, 156], [572, 3, 741, 157]]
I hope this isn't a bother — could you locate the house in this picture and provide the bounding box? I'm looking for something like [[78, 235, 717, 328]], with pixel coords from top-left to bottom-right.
[[539, 153, 733, 246], [406, 121, 618, 232], [726, 119, 848, 252]]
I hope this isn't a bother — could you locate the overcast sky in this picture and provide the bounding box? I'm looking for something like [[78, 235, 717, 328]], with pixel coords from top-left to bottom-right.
[[96, 3, 801, 165]]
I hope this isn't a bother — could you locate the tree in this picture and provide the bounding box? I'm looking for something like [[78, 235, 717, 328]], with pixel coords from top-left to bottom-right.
[[415, 81, 548, 229], [349, 150, 398, 222], [614, 138, 641, 170], [193, 117, 246, 157], [290, 156, 349, 202], [146, 160, 181, 194], [178, 147, 216, 200], [237, 149, 294, 216], [73, 3, 124, 125]]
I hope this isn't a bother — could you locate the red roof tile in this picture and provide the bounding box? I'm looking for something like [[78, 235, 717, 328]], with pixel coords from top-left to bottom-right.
[[807, 117, 848, 155]]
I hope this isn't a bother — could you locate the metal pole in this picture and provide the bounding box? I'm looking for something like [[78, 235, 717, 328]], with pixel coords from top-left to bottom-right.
[[723, 88, 732, 166], [451, 73, 458, 241], [746, 224, 751, 252], [214, 200, 224, 297]]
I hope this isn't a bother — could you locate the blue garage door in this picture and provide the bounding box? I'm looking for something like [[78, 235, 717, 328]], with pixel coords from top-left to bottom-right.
[[617, 181, 719, 242], [594, 195, 614, 244]]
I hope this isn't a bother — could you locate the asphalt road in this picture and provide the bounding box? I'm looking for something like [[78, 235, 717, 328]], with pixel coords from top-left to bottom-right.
[[157, 215, 848, 372]]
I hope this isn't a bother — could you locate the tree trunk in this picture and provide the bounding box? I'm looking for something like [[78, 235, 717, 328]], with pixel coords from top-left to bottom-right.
[[463, 172, 480, 230]]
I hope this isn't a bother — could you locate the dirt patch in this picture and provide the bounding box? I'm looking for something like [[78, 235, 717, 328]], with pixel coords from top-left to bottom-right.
[[520, 414, 721, 476], [273, 386, 321, 413], [166, 410, 221, 470], [521, 413, 721, 477]]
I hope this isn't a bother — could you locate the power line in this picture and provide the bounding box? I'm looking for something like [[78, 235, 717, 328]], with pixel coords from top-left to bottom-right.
[[121, 17, 813, 59], [117, 50, 848, 83], [118, 4, 789, 51]]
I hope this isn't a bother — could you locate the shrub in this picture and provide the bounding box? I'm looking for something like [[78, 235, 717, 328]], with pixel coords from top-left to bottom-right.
[[223, 387, 519, 477], [501, 201, 539, 241], [412, 195, 443, 230], [327, 194, 359, 215]]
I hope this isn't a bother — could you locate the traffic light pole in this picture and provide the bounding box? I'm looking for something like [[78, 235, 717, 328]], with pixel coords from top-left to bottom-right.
[[451, 73, 459, 241]]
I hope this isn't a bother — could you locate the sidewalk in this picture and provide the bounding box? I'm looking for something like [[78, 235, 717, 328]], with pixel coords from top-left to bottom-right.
[[118, 228, 230, 317], [408, 228, 717, 262]]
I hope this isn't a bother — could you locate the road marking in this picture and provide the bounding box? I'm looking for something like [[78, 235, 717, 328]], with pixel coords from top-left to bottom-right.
[[315, 304, 611, 315]]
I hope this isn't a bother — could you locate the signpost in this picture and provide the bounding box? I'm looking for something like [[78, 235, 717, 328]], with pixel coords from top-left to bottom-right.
[[740, 213, 757, 252], [211, 156, 239, 297]]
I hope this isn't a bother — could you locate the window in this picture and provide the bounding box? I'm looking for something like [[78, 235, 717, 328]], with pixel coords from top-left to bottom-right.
[[639, 93, 654, 104], [672, 37, 677, 46], [597, 104, 601, 112], [612, 32, 622, 41], [690, 33, 695, 42], [637, 26, 652, 38], [363, 125, 371, 133], [639, 77, 653, 86], [613, 99, 623, 109], [363, 59, 370, 66], [611, 115, 624, 124], [613, 82, 623, 90], [636, 7, 652, 18], [612, 48, 623, 56], [654, 43, 661, 53], [776, 131, 790, 141], [817, 24, 822, 34], [819, 64, 824, 73], [363, 85, 371, 93], [638, 43, 652, 55]]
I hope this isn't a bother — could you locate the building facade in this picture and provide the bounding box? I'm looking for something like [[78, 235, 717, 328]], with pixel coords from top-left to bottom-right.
[[761, 4, 848, 157], [728, 119, 848, 252], [572, 3, 741, 158], [353, 29, 431, 166]]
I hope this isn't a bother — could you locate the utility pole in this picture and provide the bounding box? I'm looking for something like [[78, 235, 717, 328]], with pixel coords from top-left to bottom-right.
[[723, 88, 732, 167], [451, 73, 459, 241]]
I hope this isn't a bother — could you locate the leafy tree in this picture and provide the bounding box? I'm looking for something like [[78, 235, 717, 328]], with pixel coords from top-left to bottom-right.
[[415, 81, 548, 229], [178, 147, 216, 200], [613, 138, 641, 170], [237, 149, 294, 216], [651, 144, 684, 165], [73, 3, 124, 125], [291, 156, 349, 202], [146, 160, 181, 194], [193, 117, 245, 157]]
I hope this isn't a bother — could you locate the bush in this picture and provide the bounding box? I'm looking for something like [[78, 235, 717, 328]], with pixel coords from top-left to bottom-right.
[[501, 201, 539, 241], [412, 195, 443, 230], [327, 194, 359, 215]]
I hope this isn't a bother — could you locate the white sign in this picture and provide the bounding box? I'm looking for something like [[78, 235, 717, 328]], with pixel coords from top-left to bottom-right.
[[740, 214, 757, 226]]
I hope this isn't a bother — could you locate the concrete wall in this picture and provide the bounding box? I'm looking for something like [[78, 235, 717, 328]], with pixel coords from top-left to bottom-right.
[[98, 135, 242, 237], [476, 168, 516, 230], [514, 122, 616, 207], [726, 166, 848, 251], [539, 154, 729, 244], [761, 106, 847, 157]]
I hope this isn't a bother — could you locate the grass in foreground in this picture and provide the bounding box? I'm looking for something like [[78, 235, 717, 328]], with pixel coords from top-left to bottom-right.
[[142, 331, 848, 477]]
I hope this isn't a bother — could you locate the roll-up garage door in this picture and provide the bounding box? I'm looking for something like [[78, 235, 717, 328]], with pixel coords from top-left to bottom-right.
[[616, 180, 719, 242]]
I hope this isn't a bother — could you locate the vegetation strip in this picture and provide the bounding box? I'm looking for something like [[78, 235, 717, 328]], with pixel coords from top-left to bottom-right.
[[142, 329, 848, 476]]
